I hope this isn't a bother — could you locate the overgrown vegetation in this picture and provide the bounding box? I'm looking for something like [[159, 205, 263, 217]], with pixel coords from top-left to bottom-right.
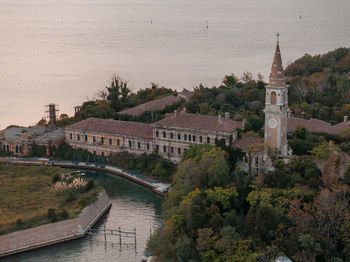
[[55, 81, 177, 127], [147, 143, 350, 262], [0, 165, 101, 235], [108, 151, 176, 183], [285, 48, 350, 123]]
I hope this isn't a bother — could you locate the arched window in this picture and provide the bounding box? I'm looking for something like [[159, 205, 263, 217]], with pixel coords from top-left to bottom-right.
[[271, 91, 276, 105]]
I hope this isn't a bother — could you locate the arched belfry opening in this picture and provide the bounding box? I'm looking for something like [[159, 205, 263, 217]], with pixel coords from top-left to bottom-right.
[[271, 91, 276, 105]]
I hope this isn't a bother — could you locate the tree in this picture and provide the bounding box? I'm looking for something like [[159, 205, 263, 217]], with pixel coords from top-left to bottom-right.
[[59, 114, 69, 120], [222, 74, 238, 88], [245, 141, 265, 176], [37, 117, 47, 126], [106, 76, 130, 111]]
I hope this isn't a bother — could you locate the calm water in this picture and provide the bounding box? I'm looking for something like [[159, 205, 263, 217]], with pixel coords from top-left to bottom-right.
[[0, 0, 350, 129], [3, 170, 163, 262]]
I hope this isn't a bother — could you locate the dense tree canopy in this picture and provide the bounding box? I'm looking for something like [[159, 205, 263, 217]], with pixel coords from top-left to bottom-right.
[[147, 143, 350, 262]]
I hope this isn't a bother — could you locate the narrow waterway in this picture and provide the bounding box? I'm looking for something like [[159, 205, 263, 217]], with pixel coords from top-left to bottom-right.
[[3, 170, 163, 262]]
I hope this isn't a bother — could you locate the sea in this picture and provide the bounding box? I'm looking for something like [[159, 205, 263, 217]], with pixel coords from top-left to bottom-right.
[[0, 0, 349, 129]]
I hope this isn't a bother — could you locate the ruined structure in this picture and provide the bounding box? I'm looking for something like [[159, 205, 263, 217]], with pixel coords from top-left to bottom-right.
[[0, 126, 64, 156], [65, 112, 242, 162]]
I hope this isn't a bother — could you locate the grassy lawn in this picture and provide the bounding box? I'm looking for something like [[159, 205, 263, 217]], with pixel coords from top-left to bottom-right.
[[0, 164, 102, 235]]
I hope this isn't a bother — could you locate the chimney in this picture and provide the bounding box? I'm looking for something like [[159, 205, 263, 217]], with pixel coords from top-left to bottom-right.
[[218, 115, 222, 123], [225, 112, 230, 119], [344, 116, 348, 122], [174, 110, 177, 116]]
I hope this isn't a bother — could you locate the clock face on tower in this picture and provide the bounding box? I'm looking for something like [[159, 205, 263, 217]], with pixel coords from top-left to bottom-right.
[[268, 118, 278, 128]]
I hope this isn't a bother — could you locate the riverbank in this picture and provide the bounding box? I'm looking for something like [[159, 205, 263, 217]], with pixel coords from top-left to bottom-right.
[[0, 157, 170, 196], [0, 190, 111, 258]]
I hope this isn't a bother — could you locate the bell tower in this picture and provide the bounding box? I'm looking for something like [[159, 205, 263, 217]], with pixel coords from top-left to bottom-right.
[[264, 33, 289, 155]]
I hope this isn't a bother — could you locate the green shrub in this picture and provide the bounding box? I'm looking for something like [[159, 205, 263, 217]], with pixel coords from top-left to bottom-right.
[[58, 209, 69, 219], [63, 189, 78, 203], [52, 174, 60, 183], [16, 218, 24, 227], [79, 199, 87, 207], [47, 208, 57, 222], [85, 179, 95, 192]]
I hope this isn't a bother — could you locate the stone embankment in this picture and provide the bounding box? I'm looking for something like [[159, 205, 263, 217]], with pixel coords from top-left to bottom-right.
[[0, 157, 170, 196], [0, 190, 111, 258]]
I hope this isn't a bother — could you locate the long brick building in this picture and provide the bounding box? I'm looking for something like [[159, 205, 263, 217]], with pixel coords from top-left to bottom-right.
[[65, 111, 243, 162]]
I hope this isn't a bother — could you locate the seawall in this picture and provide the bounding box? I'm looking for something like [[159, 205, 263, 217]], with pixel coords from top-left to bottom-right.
[[0, 157, 169, 196], [0, 190, 112, 258]]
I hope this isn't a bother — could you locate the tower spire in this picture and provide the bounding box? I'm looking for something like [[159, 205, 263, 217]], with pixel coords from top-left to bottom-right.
[[269, 33, 285, 87], [264, 34, 289, 156]]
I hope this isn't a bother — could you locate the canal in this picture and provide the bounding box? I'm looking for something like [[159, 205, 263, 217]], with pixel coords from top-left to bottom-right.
[[3, 170, 163, 262]]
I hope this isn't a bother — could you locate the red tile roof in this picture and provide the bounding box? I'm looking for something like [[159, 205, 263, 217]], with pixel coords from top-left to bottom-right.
[[118, 95, 181, 116], [65, 118, 153, 139], [287, 117, 350, 135], [233, 135, 264, 150], [154, 112, 243, 133]]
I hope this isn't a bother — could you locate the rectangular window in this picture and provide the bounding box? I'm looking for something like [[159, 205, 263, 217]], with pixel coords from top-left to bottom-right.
[[163, 145, 166, 153], [77, 134, 80, 141], [147, 143, 150, 150], [129, 141, 132, 148], [85, 135, 88, 141], [102, 152, 105, 157], [184, 134, 187, 141], [156, 145, 160, 152], [109, 138, 112, 145], [178, 133, 181, 140], [69, 133, 72, 140], [93, 136, 96, 143], [156, 131, 159, 137], [200, 136, 202, 143], [19, 146, 23, 153], [163, 131, 166, 138], [193, 135, 196, 142], [207, 137, 210, 143], [170, 147, 174, 154], [138, 142, 141, 149], [188, 135, 191, 141], [117, 139, 120, 146], [178, 147, 181, 155], [101, 137, 104, 144], [170, 132, 173, 139]]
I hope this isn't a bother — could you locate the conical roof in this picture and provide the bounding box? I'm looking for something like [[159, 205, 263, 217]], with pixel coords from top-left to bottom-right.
[[269, 34, 286, 87]]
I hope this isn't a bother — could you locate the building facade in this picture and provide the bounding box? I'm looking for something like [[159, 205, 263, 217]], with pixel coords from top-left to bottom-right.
[[153, 110, 242, 162], [65, 118, 154, 157], [0, 126, 64, 156], [65, 112, 243, 162]]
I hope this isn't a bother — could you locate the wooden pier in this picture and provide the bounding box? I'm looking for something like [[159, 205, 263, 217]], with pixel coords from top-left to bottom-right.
[[87, 225, 137, 251]]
